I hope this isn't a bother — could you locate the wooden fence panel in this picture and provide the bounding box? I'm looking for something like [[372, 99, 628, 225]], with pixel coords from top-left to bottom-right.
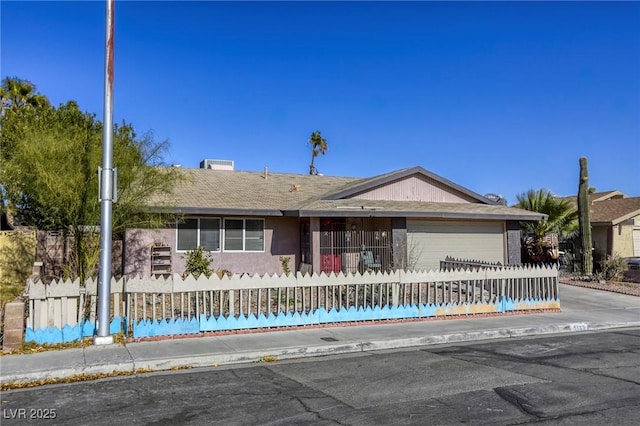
[[26, 265, 559, 342]]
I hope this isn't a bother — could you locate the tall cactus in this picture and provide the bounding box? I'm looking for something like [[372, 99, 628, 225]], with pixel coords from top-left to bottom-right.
[[577, 157, 593, 275]]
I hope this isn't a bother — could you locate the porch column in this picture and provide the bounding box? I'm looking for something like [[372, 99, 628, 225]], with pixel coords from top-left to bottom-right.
[[392, 218, 407, 270], [506, 221, 522, 265], [310, 217, 321, 274]]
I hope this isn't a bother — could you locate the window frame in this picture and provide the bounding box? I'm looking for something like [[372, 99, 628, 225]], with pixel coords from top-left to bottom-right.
[[176, 217, 221, 253], [222, 218, 265, 252]]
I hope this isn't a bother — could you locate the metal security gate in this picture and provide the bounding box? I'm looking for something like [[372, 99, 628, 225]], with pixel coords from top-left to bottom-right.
[[319, 231, 392, 273]]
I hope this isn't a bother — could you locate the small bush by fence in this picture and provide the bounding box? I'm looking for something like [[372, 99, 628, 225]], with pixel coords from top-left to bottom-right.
[[23, 264, 560, 344]]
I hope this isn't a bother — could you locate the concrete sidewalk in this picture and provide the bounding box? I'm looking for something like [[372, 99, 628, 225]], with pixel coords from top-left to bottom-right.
[[2, 284, 639, 385]]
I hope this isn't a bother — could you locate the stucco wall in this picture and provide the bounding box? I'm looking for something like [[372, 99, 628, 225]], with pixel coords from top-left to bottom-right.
[[591, 215, 639, 259], [612, 216, 638, 257], [125, 216, 300, 277], [124, 228, 172, 278]]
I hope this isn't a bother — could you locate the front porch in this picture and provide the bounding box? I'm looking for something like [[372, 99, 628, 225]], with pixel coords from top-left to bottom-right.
[[300, 218, 399, 274], [319, 230, 393, 273]]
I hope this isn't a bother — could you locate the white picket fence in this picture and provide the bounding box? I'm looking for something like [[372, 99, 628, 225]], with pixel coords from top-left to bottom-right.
[[26, 277, 125, 330], [26, 265, 559, 338]]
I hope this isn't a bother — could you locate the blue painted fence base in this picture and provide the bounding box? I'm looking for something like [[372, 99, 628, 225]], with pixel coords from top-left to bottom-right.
[[25, 317, 123, 345], [25, 297, 561, 343], [131, 299, 516, 339]]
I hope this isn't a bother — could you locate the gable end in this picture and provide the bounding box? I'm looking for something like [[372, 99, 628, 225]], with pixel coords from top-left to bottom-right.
[[350, 174, 480, 203], [323, 166, 494, 204]]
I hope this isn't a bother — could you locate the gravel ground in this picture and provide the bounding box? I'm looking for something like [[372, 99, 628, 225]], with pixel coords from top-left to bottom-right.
[[560, 276, 640, 297]]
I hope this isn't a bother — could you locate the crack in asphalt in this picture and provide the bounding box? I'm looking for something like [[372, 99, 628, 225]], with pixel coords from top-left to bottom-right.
[[145, 408, 199, 426], [260, 367, 352, 425], [279, 395, 347, 426], [426, 339, 640, 381], [506, 400, 640, 425], [582, 368, 640, 386], [426, 339, 640, 423], [218, 366, 347, 426], [493, 387, 542, 419], [472, 347, 640, 387]]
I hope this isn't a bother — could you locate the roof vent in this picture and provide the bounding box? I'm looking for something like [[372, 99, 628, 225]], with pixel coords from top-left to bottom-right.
[[200, 159, 234, 170]]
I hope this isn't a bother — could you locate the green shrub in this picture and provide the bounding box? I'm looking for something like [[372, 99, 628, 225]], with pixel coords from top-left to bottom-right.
[[182, 246, 213, 279], [279, 256, 291, 276]]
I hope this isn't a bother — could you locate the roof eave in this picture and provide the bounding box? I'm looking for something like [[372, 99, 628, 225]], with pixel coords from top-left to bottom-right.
[[592, 209, 640, 226], [147, 207, 284, 216], [611, 210, 640, 225], [293, 209, 546, 221]]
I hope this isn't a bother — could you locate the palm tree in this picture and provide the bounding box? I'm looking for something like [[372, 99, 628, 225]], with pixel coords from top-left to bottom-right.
[[515, 189, 578, 262], [0, 77, 49, 113], [308, 130, 328, 175]]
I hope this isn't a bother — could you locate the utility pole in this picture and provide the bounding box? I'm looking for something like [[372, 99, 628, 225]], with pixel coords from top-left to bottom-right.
[[94, 0, 116, 345]]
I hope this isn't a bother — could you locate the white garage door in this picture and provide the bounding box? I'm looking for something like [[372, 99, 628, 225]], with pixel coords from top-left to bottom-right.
[[407, 220, 505, 271], [633, 227, 640, 257]]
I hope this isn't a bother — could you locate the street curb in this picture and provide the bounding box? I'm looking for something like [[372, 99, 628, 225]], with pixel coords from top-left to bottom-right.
[[3, 321, 639, 386]]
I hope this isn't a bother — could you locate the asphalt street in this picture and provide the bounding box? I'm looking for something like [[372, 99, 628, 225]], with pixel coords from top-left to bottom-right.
[[2, 328, 639, 425]]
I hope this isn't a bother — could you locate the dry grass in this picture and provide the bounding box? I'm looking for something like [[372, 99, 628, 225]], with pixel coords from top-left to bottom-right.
[[1, 333, 127, 356], [0, 368, 154, 391]]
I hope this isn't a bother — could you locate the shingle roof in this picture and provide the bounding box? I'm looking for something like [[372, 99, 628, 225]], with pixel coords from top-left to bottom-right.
[[147, 168, 360, 215], [561, 190, 627, 209], [589, 197, 640, 225], [560, 191, 638, 225], [590, 190, 626, 202], [147, 167, 544, 220]]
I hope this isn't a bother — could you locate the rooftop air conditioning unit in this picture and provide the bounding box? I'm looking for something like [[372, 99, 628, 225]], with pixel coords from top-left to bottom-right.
[[484, 193, 507, 206], [200, 159, 234, 170]]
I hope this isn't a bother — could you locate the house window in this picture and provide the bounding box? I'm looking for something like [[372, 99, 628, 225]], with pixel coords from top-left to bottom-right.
[[223, 218, 264, 252], [177, 218, 220, 251]]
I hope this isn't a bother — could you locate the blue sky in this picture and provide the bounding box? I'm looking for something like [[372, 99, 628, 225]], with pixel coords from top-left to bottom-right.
[[2, 1, 639, 204]]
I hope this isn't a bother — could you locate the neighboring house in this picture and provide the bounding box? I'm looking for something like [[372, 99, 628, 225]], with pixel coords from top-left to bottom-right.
[[124, 163, 546, 277], [563, 191, 640, 259]]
